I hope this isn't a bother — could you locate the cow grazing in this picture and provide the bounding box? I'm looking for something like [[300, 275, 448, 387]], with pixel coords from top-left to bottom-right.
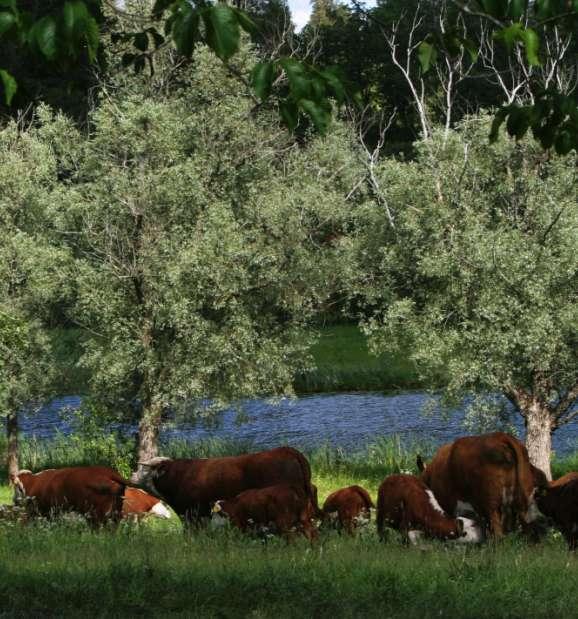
[[322, 485, 374, 535], [131, 447, 317, 525], [376, 474, 482, 544], [536, 473, 578, 550], [122, 488, 171, 521], [212, 484, 318, 542], [11, 466, 131, 526], [417, 432, 547, 538]]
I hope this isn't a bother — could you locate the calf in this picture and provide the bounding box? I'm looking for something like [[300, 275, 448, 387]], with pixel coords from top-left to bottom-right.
[[122, 488, 171, 522], [322, 485, 374, 535], [11, 466, 130, 526], [536, 473, 578, 550], [212, 484, 318, 542], [377, 474, 483, 545]]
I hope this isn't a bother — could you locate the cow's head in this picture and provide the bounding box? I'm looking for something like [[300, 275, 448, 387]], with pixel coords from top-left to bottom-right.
[[210, 500, 230, 528], [456, 517, 484, 543], [130, 457, 171, 498]]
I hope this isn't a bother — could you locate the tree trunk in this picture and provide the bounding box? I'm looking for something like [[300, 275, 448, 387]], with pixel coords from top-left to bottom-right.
[[6, 409, 19, 479], [524, 399, 553, 481], [136, 400, 163, 465]]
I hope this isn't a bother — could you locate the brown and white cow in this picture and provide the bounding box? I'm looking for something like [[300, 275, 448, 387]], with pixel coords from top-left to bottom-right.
[[211, 484, 318, 542], [122, 488, 171, 521], [11, 466, 131, 525], [536, 472, 578, 550], [322, 485, 374, 535], [376, 474, 482, 545], [417, 432, 548, 538], [131, 447, 318, 525]]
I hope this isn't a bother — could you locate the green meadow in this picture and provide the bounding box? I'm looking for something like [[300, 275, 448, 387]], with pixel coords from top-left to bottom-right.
[[1, 438, 578, 618]]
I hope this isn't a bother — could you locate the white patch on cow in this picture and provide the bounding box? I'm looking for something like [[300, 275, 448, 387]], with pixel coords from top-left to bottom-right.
[[525, 498, 545, 523], [408, 530, 424, 545], [327, 511, 339, 522], [456, 500, 476, 516], [425, 490, 446, 515], [456, 517, 484, 543], [150, 502, 171, 519]]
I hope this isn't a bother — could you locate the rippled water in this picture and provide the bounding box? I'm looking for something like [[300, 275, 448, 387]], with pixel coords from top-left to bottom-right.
[[17, 392, 578, 455]]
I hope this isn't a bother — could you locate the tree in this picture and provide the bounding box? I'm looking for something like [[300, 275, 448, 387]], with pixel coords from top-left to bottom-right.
[[361, 116, 577, 479], [0, 117, 69, 476], [31, 46, 363, 464]]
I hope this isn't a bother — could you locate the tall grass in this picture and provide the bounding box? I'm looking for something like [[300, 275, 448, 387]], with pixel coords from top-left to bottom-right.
[[0, 522, 576, 618]]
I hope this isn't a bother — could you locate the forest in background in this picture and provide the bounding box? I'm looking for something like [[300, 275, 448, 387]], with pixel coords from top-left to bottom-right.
[[1, 0, 576, 480]]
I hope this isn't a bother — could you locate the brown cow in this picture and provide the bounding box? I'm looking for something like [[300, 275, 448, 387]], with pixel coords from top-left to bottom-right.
[[322, 485, 374, 535], [122, 488, 172, 521], [211, 484, 318, 542], [417, 432, 547, 538], [536, 472, 578, 550], [131, 447, 317, 525], [11, 466, 130, 526], [376, 474, 483, 544]]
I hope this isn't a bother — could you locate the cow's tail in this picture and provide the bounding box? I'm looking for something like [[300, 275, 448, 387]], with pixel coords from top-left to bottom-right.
[[285, 447, 321, 517], [354, 485, 375, 509]]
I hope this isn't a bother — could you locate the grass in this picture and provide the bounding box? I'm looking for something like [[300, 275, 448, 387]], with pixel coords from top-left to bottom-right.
[[294, 324, 420, 393], [1, 437, 578, 617]]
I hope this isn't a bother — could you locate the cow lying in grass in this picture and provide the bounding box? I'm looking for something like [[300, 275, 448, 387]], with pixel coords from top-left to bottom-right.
[[377, 474, 483, 545], [11, 467, 131, 526], [322, 485, 374, 535], [122, 488, 172, 522], [212, 484, 318, 542]]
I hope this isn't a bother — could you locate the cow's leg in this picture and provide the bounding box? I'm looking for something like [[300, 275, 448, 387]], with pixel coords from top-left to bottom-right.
[[488, 511, 504, 539]]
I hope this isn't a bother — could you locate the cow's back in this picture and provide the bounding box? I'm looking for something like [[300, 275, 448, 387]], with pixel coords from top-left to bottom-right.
[[156, 447, 313, 518]]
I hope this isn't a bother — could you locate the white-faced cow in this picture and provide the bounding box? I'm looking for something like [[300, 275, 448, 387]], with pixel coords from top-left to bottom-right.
[[376, 474, 483, 545]]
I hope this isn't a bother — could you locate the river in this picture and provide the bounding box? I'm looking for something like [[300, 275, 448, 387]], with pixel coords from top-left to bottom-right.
[[17, 392, 578, 455]]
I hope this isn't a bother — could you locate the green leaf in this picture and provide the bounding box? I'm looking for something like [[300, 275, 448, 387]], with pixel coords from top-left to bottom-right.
[[134, 31, 149, 52], [299, 98, 331, 134], [418, 41, 437, 74], [279, 99, 299, 131], [202, 4, 240, 61], [507, 0, 526, 19], [521, 28, 540, 66], [30, 16, 58, 60], [251, 61, 276, 101], [233, 7, 257, 36], [0, 68, 17, 104], [0, 10, 16, 36], [62, 1, 100, 62], [318, 68, 345, 103], [493, 23, 523, 51], [0, 0, 16, 10], [279, 58, 312, 101], [171, 2, 199, 57]]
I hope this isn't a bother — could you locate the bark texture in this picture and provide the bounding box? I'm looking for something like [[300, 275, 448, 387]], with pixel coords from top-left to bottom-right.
[[524, 399, 553, 481], [6, 410, 19, 478]]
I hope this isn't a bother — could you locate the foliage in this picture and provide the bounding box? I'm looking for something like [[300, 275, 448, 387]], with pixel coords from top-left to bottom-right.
[[11, 48, 364, 434], [426, 0, 578, 152], [362, 115, 577, 428]]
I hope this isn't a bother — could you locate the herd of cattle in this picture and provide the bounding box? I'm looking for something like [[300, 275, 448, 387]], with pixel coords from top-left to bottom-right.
[[6, 432, 578, 549]]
